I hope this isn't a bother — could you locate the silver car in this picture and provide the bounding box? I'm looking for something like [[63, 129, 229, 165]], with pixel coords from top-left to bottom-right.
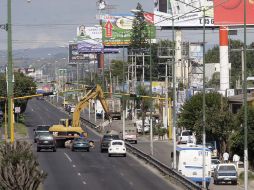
[[214, 163, 238, 185]]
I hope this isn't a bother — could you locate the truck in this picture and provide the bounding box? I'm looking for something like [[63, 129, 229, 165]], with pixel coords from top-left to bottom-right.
[[95, 98, 121, 120], [123, 125, 137, 144], [49, 85, 111, 147], [175, 144, 212, 187], [106, 98, 121, 120]]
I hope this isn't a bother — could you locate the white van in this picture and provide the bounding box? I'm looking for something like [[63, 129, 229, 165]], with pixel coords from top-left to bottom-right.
[[176, 144, 212, 187], [179, 130, 196, 144]]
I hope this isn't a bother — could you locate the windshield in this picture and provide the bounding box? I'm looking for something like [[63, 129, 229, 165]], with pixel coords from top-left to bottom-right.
[[212, 160, 220, 164], [182, 131, 192, 136], [112, 141, 123, 145], [219, 165, 236, 171], [73, 138, 88, 143], [36, 125, 50, 131], [103, 135, 119, 140]]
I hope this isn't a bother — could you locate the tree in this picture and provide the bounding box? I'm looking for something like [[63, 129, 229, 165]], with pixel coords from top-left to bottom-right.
[[229, 106, 254, 168], [0, 72, 36, 113], [207, 72, 220, 90], [178, 92, 236, 155], [129, 3, 149, 51]]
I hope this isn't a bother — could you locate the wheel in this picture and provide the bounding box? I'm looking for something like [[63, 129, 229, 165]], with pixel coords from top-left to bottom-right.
[[53, 147, 56, 152], [134, 140, 137, 144], [123, 154, 126, 157], [37, 147, 40, 152], [108, 154, 111, 157], [87, 148, 90, 152], [232, 180, 237, 185]]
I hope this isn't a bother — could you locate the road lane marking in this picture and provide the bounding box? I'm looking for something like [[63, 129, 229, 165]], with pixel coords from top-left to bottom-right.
[[83, 181, 87, 185], [64, 153, 72, 162], [73, 164, 76, 168], [78, 173, 81, 176]]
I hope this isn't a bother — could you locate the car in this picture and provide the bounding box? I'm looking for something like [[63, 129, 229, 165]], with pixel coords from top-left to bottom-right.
[[214, 163, 238, 185], [179, 130, 196, 144], [100, 133, 120, 152], [108, 140, 126, 157], [211, 158, 221, 176], [37, 132, 56, 152], [71, 138, 90, 152], [33, 125, 51, 143]]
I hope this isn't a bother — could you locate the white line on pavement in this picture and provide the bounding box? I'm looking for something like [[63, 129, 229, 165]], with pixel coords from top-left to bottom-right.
[[64, 153, 72, 162]]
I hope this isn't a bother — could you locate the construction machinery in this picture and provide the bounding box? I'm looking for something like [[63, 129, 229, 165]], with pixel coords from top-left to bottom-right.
[[49, 85, 111, 147]]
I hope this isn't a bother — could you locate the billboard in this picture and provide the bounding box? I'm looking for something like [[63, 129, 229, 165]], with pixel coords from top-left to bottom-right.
[[154, 0, 215, 27], [214, 0, 254, 25], [77, 25, 102, 42], [68, 43, 87, 63], [101, 14, 156, 46]]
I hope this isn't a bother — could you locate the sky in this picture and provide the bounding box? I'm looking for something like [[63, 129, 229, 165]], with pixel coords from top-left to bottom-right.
[[0, 0, 252, 51], [0, 0, 154, 50]]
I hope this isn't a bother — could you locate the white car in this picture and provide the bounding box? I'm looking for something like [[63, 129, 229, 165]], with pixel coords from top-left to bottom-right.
[[211, 159, 220, 176], [108, 140, 126, 157], [179, 130, 196, 144]]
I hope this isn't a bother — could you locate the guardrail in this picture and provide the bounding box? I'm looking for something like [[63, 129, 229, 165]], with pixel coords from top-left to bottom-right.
[[80, 116, 201, 190]]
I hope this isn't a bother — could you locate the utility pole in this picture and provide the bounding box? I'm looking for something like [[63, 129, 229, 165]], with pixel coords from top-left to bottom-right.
[[7, 0, 14, 143]]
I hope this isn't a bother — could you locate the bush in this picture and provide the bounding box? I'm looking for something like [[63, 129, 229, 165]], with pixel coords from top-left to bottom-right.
[[0, 141, 47, 190]]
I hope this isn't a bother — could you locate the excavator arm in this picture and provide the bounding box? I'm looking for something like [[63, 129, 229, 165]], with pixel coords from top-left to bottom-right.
[[72, 85, 111, 128]]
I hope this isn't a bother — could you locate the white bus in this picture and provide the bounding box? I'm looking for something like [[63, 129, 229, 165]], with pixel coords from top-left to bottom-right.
[[176, 144, 212, 187]]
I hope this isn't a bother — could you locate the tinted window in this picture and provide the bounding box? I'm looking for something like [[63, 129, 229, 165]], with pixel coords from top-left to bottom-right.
[[38, 132, 51, 136], [112, 141, 123, 145], [182, 131, 192, 136], [103, 135, 119, 140], [37, 125, 50, 131], [219, 165, 236, 171], [212, 160, 220, 164], [74, 138, 87, 143]]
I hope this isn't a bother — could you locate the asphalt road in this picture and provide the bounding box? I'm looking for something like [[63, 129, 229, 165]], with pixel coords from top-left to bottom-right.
[[24, 98, 180, 190]]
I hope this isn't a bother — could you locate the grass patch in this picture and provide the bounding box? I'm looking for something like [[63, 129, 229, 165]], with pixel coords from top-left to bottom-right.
[[15, 123, 28, 137], [239, 171, 254, 184]]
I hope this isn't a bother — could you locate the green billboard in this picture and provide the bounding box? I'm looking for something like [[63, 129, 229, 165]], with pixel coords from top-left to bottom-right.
[[101, 14, 156, 47]]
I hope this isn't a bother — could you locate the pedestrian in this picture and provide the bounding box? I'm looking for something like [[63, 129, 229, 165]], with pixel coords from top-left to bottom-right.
[[233, 153, 240, 167], [223, 151, 229, 163]]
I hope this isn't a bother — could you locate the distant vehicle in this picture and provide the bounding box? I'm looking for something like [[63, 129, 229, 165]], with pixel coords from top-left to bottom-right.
[[108, 140, 126, 157], [123, 125, 137, 144], [135, 119, 150, 133], [67, 104, 75, 113], [37, 132, 56, 152], [33, 125, 51, 143], [179, 130, 196, 144], [100, 132, 120, 152], [211, 159, 220, 176], [71, 138, 90, 152], [106, 98, 121, 120], [175, 144, 211, 187], [213, 163, 238, 185]]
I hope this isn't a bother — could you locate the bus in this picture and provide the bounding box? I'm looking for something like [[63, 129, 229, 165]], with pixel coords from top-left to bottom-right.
[[176, 144, 212, 187]]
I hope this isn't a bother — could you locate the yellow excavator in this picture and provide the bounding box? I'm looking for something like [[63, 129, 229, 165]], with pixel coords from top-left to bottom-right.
[[49, 85, 111, 147]]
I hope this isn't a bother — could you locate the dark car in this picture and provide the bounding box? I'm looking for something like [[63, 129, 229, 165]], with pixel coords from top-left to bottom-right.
[[100, 134, 120, 152], [37, 132, 56, 152], [214, 164, 238, 185], [71, 138, 90, 152], [34, 125, 51, 143]]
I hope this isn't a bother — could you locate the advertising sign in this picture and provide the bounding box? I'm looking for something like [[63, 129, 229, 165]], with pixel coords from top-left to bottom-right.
[[154, 0, 215, 27], [77, 26, 102, 42], [69, 43, 87, 63], [152, 81, 166, 94], [101, 14, 156, 46], [214, 0, 254, 25]]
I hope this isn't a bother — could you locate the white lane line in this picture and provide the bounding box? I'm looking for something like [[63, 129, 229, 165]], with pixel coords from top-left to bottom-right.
[[78, 173, 81, 176], [73, 164, 76, 168], [64, 153, 72, 162], [83, 181, 87, 185]]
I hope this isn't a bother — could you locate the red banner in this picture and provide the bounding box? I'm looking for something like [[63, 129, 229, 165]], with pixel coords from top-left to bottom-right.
[[214, 0, 254, 25]]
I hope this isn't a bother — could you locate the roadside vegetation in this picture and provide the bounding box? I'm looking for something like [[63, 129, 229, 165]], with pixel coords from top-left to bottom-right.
[[0, 141, 47, 190]]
